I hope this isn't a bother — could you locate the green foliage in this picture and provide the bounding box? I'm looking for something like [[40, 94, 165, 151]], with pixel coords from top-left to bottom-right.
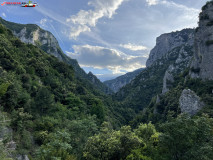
[[36, 130, 76, 160], [84, 122, 159, 160], [35, 87, 54, 114], [158, 115, 213, 160], [0, 82, 10, 97], [0, 22, 111, 159]]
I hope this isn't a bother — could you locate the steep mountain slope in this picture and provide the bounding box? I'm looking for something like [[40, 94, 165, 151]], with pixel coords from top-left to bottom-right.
[[0, 23, 118, 159], [104, 68, 144, 93], [190, 1, 213, 80], [114, 29, 194, 123], [87, 72, 112, 94], [0, 17, 112, 94]]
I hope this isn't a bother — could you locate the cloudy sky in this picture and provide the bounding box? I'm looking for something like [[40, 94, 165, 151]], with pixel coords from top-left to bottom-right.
[[0, 0, 208, 81]]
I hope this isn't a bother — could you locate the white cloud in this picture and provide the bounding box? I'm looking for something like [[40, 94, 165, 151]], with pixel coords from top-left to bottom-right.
[[144, 0, 200, 29], [66, 45, 146, 74], [40, 18, 47, 27], [146, 0, 158, 6], [1, 13, 6, 18], [120, 43, 147, 51], [160, 0, 199, 13], [66, 0, 126, 39], [145, 0, 200, 14]]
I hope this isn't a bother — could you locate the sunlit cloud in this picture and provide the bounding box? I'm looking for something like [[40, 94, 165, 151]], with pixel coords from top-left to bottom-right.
[[146, 0, 158, 6], [66, 45, 146, 74], [1, 13, 6, 18], [120, 43, 148, 51], [66, 0, 126, 39]]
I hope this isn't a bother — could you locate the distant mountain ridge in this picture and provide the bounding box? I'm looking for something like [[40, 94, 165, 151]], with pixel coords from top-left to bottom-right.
[[0, 17, 112, 94], [104, 68, 144, 93]]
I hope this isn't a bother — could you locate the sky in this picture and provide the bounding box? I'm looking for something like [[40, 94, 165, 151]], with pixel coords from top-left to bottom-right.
[[0, 0, 209, 81]]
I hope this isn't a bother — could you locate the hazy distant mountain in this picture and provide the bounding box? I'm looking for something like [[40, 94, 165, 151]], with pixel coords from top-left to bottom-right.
[[104, 68, 144, 93]]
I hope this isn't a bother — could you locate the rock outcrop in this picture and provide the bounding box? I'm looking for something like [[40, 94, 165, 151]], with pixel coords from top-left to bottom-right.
[[146, 29, 194, 67], [179, 89, 205, 116], [104, 68, 144, 93], [162, 45, 194, 94], [13, 27, 63, 60], [190, 1, 213, 80]]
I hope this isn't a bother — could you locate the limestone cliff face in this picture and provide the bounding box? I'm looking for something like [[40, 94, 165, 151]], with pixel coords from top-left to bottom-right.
[[179, 89, 204, 116], [13, 27, 63, 60], [190, 1, 213, 80], [0, 18, 66, 61], [146, 29, 194, 67], [162, 45, 194, 94], [145, 29, 194, 94]]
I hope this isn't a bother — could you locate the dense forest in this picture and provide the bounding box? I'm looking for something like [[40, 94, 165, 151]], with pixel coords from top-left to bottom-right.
[[0, 1, 213, 160]]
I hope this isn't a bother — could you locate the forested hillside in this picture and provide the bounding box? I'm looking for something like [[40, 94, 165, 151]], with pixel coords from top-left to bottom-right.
[[0, 23, 118, 159]]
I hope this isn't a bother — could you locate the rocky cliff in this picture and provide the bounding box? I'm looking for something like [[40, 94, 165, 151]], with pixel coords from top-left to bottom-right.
[[179, 89, 204, 116], [146, 29, 194, 67], [104, 68, 144, 93], [0, 18, 65, 61], [162, 44, 194, 94], [190, 1, 213, 80]]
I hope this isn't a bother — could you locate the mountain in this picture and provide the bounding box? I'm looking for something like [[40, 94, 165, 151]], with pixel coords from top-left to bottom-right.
[[0, 17, 112, 94], [190, 1, 213, 80], [104, 68, 144, 93], [114, 29, 194, 119], [0, 23, 119, 159]]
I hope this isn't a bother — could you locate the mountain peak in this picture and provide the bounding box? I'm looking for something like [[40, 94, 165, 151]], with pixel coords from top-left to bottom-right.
[[146, 28, 194, 67]]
